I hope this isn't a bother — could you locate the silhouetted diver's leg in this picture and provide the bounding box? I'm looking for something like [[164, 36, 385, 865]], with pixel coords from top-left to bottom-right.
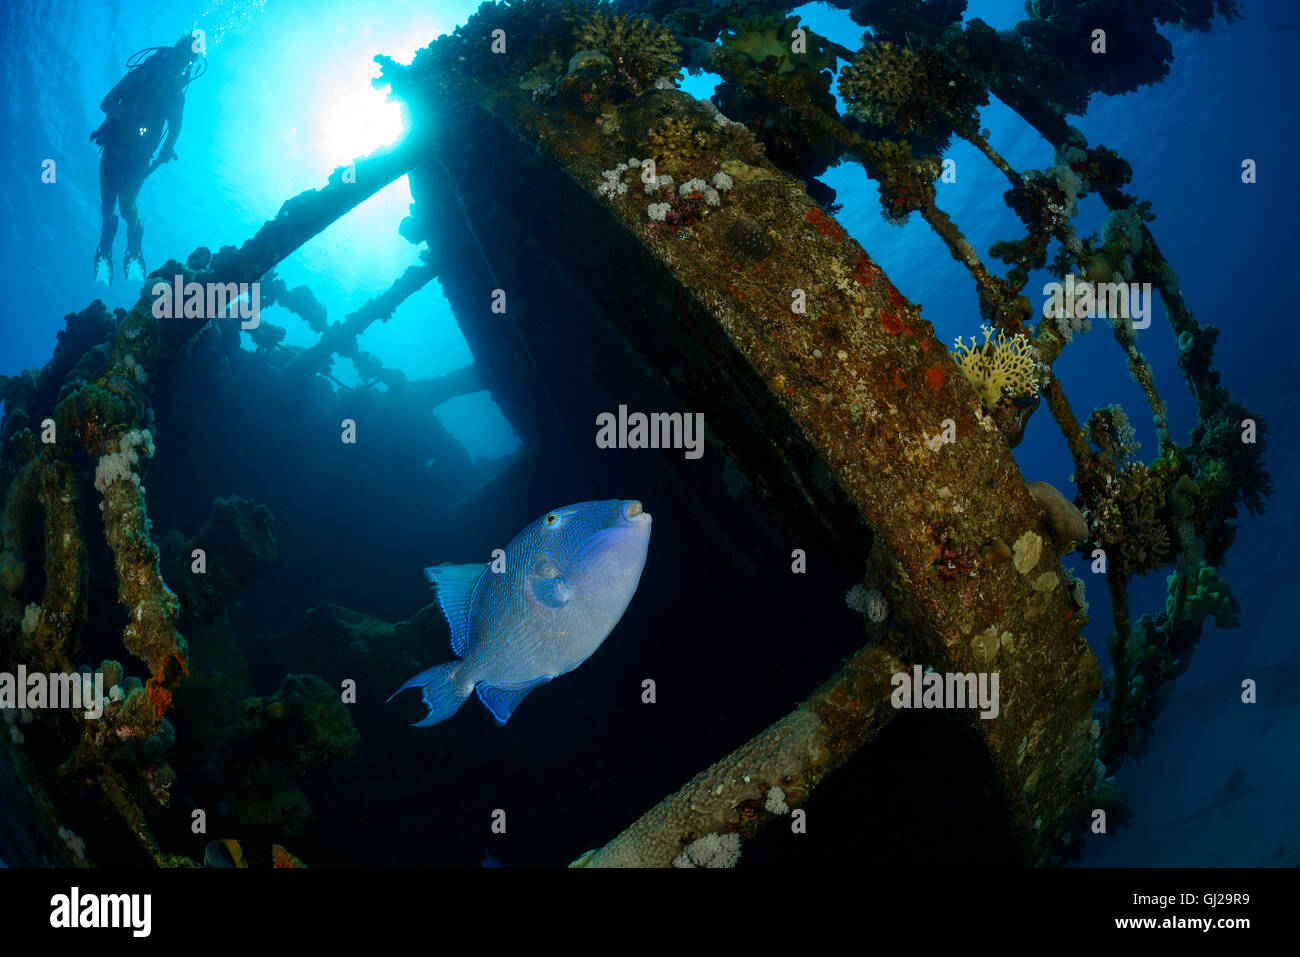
[[95, 151, 119, 284]]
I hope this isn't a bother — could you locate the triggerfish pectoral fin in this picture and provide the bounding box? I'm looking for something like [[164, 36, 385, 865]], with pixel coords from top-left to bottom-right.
[[425, 563, 486, 656], [475, 677, 552, 726], [388, 662, 470, 727], [526, 573, 571, 608]]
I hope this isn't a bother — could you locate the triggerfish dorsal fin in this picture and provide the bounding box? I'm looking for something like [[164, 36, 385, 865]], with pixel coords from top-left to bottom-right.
[[424, 563, 485, 656], [476, 677, 552, 726]]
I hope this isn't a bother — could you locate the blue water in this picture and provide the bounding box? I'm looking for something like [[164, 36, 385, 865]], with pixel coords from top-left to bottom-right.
[[1, 0, 1296, 866], [1, 0, 519, 459]]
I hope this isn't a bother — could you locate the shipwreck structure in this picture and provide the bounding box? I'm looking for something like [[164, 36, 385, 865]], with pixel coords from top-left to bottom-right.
[[0, 0, 1262, 867]]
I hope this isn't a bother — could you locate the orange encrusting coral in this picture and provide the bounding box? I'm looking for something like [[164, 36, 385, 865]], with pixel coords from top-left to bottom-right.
[[806, 206, 846, 240], [852, 251, 876, 286], [146, 679, 173, 717], [272, 844, 306, 868]]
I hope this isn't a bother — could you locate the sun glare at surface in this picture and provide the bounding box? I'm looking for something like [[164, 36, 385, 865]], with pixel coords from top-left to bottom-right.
[[314, 62, 406, 166]]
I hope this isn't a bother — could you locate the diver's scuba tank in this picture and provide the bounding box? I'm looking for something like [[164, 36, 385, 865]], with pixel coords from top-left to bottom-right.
[[126, 39, 206, 91], [93, 40, 205, 148]]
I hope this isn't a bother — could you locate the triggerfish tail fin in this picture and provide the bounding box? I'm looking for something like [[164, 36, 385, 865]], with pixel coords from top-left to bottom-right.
[[425, 563, 485, 656], [388, 662, 469, 727]]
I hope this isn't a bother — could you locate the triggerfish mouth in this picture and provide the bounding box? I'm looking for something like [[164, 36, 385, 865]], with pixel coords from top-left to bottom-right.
[[389, 499, 652, 727]]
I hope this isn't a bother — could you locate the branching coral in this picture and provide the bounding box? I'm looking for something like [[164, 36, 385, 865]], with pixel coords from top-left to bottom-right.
[[994, 153, 1090, 291], [575, 11, 682, 92], [410, 0, 599, 81], [839, 40, 987, 147], [645, 116, 713, 174], [1086, 462, 1179, 580], [1086, 404, 1140, 469], [1189, 401, 1272, 519], [851, 137, 942, 225], [839, 40, 918, 125], [1125, 502, 1171, 576], [952, 325, 1041, 407]]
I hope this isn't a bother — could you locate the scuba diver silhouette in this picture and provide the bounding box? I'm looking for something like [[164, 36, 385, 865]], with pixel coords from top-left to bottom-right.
[[91, 36, 205, 283]]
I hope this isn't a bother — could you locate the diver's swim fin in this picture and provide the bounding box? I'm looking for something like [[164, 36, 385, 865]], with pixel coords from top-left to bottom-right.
[[123, 249, 146, 282], [124, 219, 145, 281], [95, 215, 117, 285], [93, 250, 112, 285]]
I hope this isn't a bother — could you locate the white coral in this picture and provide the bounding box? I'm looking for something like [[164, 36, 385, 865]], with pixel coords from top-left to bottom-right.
[[672, 831, 741, 868], [59, 827, 87, 861], [765, 786, 789, 815], [1102, 207, 1145, 255], [845, 585, 888, 623], [20, 602, 41, 637], [1053, 308, 1091, 344], [678, 178, 721, 207], [122, 354, 147, 384], [699, 98, 742, 128], [643, 173, 673, 194], [597, 166, 633, 200], [93, 429, 154, 494], [647, 202, 671, 222]]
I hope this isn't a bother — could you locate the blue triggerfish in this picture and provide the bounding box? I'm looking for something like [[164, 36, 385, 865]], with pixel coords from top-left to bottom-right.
[[390, 499, 652, 727]]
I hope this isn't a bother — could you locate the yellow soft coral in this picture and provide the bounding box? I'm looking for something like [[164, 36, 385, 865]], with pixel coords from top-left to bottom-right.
[[952, 325, 1040, 406]]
